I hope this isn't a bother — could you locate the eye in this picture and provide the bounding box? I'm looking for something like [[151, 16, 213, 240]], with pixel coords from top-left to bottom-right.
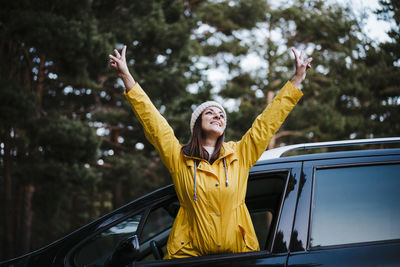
[[220, 114, 224, 118]]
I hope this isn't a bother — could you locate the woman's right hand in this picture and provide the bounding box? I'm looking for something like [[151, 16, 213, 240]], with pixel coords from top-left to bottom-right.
[[109, 45, 130, 77], [109, 45, 136, 91]]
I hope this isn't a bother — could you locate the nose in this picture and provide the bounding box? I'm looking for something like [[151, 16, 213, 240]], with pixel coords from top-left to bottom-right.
[[213, 113, 221, 119]]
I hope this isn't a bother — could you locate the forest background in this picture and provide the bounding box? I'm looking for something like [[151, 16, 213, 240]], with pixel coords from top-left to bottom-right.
[[1, 0, 399, 261]]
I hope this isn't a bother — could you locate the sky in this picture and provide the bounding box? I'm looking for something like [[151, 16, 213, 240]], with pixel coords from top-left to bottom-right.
[[337, 0, 392, 42]]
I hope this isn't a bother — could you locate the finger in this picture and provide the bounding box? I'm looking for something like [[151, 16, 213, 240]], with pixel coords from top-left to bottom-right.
[[306, 58, 312, 68], [121, 45, 127, 60], [114, 49, 121, 59], [109, 54, 120, 63], [292, 48, 298, 62], [109, 60, 116, 68], [300, 51, 304, 61], [306, 58, 312, 69]]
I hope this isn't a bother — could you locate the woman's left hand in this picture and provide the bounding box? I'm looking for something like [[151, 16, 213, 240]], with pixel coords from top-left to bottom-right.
[[290, 48, 312, 88], [109, 45, 130, 78]]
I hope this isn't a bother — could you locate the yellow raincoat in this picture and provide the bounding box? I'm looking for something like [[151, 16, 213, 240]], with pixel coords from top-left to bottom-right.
[[124, 81, 302, 259]]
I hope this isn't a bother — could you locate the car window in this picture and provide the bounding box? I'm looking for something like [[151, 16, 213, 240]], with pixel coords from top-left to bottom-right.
[[249, 210, 273, 250], [246, 171, 289, 251], [73, 214, 141, 267], [138, 204, 177, 261], [310, 163, 400, 248], [141, 206, 175, 243]]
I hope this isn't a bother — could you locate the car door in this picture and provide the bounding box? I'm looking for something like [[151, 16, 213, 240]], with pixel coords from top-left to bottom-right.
[[288, 153, 400, 267]]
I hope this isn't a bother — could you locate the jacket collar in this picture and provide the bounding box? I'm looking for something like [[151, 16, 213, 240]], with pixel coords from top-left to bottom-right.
[[218, 142, 235, 160], [183, 142, 237, 167]]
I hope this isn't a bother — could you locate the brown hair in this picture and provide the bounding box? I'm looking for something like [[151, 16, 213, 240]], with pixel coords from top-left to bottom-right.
[[182, 115, 225, 164]]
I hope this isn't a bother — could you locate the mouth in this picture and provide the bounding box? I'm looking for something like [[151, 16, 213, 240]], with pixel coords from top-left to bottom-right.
[[211, 121, 222, 127]]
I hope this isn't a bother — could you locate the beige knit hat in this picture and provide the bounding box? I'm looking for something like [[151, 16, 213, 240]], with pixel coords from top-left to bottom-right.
[[190, 101, 226, 133]]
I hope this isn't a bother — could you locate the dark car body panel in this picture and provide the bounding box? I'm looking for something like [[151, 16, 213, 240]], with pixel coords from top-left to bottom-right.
[[288, 242, 400, 267]]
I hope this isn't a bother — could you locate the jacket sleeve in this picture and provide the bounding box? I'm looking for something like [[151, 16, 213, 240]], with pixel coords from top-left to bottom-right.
[[236, 81, 303, 169], [124, 83, 181, 174]]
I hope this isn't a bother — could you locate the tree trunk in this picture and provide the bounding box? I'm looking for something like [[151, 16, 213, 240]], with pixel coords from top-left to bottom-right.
[[36, 55, 46, 111], [111, 129, 123, 209], [15, 185, 24, 256], [19, 185, 35, 254], [2, 127, 15, 259], [69, 194, 78, 232], [112, 182, 123, 209], [100, 192, 108, 216]]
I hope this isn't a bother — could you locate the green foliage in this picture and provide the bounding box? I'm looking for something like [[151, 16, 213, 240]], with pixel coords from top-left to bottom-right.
[[197, 0, 267, 34], [34, 115, 100, 163], [20, 159, 101, 245], [0, 83, 36, 127]]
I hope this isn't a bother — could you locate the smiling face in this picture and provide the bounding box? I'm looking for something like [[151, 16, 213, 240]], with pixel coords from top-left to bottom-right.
[[201, 106, 226, 138]]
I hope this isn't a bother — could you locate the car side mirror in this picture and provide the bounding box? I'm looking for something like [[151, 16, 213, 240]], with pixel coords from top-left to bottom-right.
[[106, 234, 140, 267]]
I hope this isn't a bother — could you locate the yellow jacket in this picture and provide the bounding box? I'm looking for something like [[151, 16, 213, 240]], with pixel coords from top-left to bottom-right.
[[124, 81, 302, 259]]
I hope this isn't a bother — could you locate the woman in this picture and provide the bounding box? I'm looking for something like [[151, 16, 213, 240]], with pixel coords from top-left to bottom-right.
[[109, 46, 312, 259]]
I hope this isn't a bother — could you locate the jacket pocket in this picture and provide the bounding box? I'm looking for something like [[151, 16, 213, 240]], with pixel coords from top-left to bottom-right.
[[167, 228, 193, 256], [167, 238, 192, 256], [238, 224, 259, 251]]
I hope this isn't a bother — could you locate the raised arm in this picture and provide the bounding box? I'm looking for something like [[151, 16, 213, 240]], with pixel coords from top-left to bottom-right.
[[109, 46, 181, 173], [237, 48, 312, 169]]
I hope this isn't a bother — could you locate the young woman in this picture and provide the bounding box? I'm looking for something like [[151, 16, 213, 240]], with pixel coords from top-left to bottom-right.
[[109, 46, 312, 259]]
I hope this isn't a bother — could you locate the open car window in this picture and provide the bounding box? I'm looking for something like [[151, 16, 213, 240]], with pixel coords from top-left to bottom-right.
[[138, 202, 178, 261], [245, 171, 289, 251]]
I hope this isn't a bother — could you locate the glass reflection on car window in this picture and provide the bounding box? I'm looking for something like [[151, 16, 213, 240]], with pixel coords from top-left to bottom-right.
[[97, 213, 124, 229], [103, 216, 141, 235]]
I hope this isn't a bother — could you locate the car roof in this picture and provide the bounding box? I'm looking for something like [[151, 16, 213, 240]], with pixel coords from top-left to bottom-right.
[[255, 148, 400, 166], [254, 137, 400, 167]]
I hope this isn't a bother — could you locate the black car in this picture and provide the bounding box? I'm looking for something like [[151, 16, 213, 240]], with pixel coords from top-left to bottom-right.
[[2, 137, 400, 267]]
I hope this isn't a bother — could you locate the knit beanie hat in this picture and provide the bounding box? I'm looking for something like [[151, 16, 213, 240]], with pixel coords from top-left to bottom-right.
[[190, 101, 226, 133]]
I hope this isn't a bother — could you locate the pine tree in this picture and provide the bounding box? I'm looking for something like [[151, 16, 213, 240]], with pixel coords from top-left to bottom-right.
[[0, 0, 107, 258], [361, 0, 400, 137]]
